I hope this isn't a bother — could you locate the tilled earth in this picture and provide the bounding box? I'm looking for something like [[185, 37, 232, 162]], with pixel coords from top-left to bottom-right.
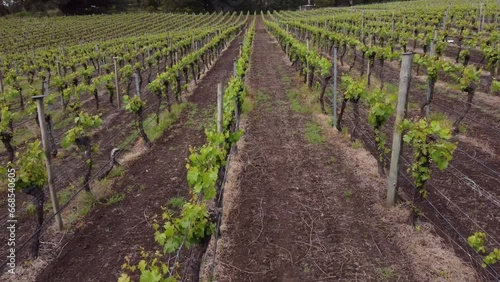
[[216, 19, 418, 282], [33, 33, 244, 282]]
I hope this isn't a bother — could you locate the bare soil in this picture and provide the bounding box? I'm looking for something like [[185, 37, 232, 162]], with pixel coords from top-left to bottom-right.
[[0, 39, 220, 271], [321, 36, 500, 281], [212, 19, 474, 282], [2, 17, 497, 282], [29, 33, 244, 282]]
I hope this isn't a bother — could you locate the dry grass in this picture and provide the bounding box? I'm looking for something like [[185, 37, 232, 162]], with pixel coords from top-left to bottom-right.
[[473, 91, 500, 112], [313, 110, 478, 282], [395, 222, 477, 282], [205, 46, 479, 281], [0, 258, 49, 282], [119, 138, 149, 164], [286, 73, 478, 281], [91, 178, 116, 201], [0, 231, 67, 282]]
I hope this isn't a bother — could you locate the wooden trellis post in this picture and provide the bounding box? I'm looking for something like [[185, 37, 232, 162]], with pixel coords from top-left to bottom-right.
[[113, 57, 120, 108], [217, 83, 223, 133], [33, 95, 63, 230], [386, 53, 413, 207]]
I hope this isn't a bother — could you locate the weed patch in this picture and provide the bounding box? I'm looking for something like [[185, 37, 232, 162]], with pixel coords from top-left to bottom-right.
[[305, 122, 324, 144]]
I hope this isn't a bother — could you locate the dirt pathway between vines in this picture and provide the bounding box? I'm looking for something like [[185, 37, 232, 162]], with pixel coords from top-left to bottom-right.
[[214, 18, 476, 282], [33, 34, 244, 282]]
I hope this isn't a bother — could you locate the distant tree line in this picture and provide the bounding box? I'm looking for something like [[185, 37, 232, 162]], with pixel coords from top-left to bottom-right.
[[0, 0, 393, 15]]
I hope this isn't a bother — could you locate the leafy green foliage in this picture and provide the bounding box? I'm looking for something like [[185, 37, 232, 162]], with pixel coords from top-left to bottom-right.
[[413, 54, 460, 82], [0, 106, 13, 133], [401, 119, 456, 197], [153, 202, 213, 253], [61, 111, 102, 148], [468, 232, 500, 268], [264, 19, 332, 77], [15, 140, 47, 190], [365, 89, 396, 128], [147, 20, 245, 95], [459, 65, 480, 92], [119, 65, 134, 80], [492, 79, 500, 94], [123, 95, 145, 113], [187, 140, 223, 197], [468, 232, 487, 253], [341, 75, 366, 101], [119, 14, 255, 282], [363, 88, 396, 162], [120, 250, 178, 282]]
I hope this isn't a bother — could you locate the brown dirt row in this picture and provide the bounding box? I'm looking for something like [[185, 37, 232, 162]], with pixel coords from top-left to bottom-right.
[[213, 18, 477, 282], [0, 32, 244, 282], [0, 37, 226, 269], [315, 40, 500, 280]]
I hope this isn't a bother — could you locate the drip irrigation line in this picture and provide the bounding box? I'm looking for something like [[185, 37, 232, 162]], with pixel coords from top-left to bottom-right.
[[427, 178, 500, 245], [52, 102, 155, 148], [164, 31, 244, 279], [0, 192, 47, 228], [32, 28, 230, 189], [39, 101, 161, 192], [48, 73, 197, 185], [324, 111, 500, 279], [292, 35, 498, 115], [167, 233, 188, 278], [4, 27, 221, 136], [429, 92, 500, 116]]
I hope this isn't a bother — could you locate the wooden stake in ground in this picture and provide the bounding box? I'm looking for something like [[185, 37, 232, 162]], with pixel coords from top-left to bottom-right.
[[391, 18, 395, 38], [366, 36, 372, 86], [481, 5, 486, 30], [478, 3, 483, 32], [306, 37, 310, 86], [361, 10, 365, 43], [33, 95, 63, 230], [425, 29, 437, 119], [217, 83, 223, 133], [56, 59, 62, 77], [113, 57, 120, 108], [0, 70, 3, 96], [286, 24, 290, 55], [386, 52, 413, 207], [233, 59, 237, 78], [442, 7, 449, 31], [333, 47, 338, 127], [95, 45, 101, 75], [135, 72, 141, 97]]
